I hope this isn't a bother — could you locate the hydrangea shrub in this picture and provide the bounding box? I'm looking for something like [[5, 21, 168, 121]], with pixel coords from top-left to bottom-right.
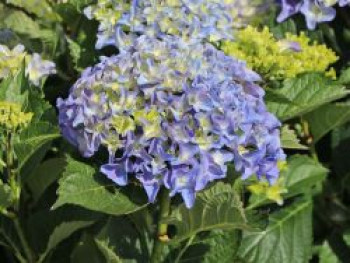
[[0, 0, 348, 262]]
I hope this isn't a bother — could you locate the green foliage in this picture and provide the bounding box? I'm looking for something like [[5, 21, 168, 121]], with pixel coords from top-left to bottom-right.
[[94, 217, 146, 262], [25, 158, 66, 203], [280, 125, 308, 150], [0, 3, 62, 56], [331, 123, 350, 177], [267, 73, 349, 121], [306, 103, 350, 143], [168, 230, 241, 263], [0, 67, 29, 106], [38, 220, 95, 263], [14, 121, 60, 178], [0, 216, 26, 262], [71, 234, 106, 263], [316, 234, 350, 263], [165, 183, 263, 244], [237, 198, 313, 263], [15, 122, 59, 165], [318, 241, 339, 263], [53, 157, 148, 215], [338, 67, 350, 85], [283, 155, 328, 197], [6, 0, 61, 21]]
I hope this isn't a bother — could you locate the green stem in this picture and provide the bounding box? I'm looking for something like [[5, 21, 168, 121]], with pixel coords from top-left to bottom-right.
[[5, 132, 34, 262], [13, 218, 34, 263], [150, 189, 171, 263], [5, 132, 13, 182], [6, 133, 20, 211], [301, 118, 318, 161]]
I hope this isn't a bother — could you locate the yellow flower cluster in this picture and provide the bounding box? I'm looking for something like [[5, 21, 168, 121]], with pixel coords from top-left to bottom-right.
[[247, 160, 288, 205], [222, 26, 338, 80], [0, 102, 33, 132], [248, 179, 287, 205]]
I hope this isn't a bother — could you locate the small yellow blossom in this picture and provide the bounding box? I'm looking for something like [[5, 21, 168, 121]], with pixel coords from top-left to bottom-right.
[[248, 178, 288, 205], [0, 101, 33, 132]]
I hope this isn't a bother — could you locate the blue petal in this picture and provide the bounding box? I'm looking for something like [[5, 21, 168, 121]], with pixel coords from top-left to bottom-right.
[[100, 163, 128, 186]]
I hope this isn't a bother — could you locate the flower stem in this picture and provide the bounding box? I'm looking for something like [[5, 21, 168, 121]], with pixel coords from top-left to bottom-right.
[[150, 189, 171, 263], [301, 118, 318, 161], [5, 132, 34, 262], [13, 218, 34, 263]]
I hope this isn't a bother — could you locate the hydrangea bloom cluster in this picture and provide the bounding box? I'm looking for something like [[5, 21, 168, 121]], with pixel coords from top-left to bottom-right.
[[84, 0, 129, 49], [57, 34, 286, 208], [278, 0, 350, 29], [227, 0, 273, 28], [117, 0, 235, 42], [222, 26, 338, 80], [0, 44, 56, 87], [85, 0, 272, 49]]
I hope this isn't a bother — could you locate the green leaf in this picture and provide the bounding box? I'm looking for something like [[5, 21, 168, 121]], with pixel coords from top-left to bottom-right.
[[267, 73, 349, 121], [24, 89, 53, 122], [0, 3, 61, 54], [270, 18, 297, 39], [264, 88, 293, 104], [71, 234, 105, 263], [0, 216, 26, 262], [52, 157, 148, 215], [318, 234, 350, 263], [166, 183, 263, 244], [0, 66, 29, 105], [95, 240, 123, 263], [6, 0, 61, 21], [283, 155, 328, 196], [25, 158, 66, 203], [331, 123, 350, 176], [38, 221, 95, 263], [319, 241, 339, 263], [319, 24, 341, 54], [338, 67, 350, 85], [95, 217, 145, 262], [281, 125, 308, 150], [305, 103, 350, 143], [67, 37, 82, 71], [14, 122, 60, 175], [237, 198, 313, 263], [27, 206, 102, 254], [2, 7, 56, 41], [168, 230, 241, 263]]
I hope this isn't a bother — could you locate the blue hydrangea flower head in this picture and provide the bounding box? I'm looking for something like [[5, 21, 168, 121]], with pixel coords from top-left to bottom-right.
[[85, 0, 239, 48], [277, 0, 348, 29], [57, 34, 285, 208]]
